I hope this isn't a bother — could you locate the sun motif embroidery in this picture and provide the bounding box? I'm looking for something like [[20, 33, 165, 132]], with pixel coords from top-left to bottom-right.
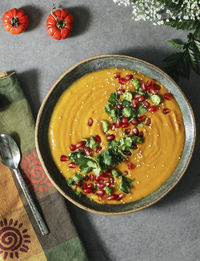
[[0, 218, 31, 259], [20, 150, 54, 192]]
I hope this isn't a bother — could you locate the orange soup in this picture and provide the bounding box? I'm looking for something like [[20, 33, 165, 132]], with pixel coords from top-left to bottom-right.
[[49, 68, 185, 204]]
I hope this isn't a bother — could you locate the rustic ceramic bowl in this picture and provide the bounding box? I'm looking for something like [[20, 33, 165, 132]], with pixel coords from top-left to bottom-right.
[[35, 55, 196, 215]]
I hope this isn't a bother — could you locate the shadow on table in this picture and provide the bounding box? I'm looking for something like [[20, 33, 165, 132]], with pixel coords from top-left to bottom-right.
[[20, 5, 44, 31], [66, 200, 112, 261], [117, 47, 200, 208]]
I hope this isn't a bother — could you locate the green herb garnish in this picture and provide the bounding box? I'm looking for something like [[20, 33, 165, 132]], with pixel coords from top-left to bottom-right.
[[101, 120, 110, 133], [132, 78, 140, 90], [151, 94, 162, 105], [104, 186, 112, 195]]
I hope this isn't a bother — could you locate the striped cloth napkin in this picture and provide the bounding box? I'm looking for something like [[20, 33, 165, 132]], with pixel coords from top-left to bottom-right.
[[0, 72, 88, 261]]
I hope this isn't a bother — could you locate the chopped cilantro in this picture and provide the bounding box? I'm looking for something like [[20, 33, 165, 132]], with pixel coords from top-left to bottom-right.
[[110, 109, 117, 122], [151, 94, 162, 105], [120, 176, 134, 194], [82, 136, 98, 149], [123, 91, 133, 102], [138, 122, 145, 128], [74, 190, 83, 197], [105, 104, 112, 114], [132, 78, 140, 90], [122, 100, 132, 108], [122, 107, 132, 118], [108, 91, 120, 105], [138, 103, 148, 115], [104, 186, 112, 195], [101, 120, 110, 133], [66, 178, 73, 186], [111, 169, 121, 178], [72, 173, 84, 183]]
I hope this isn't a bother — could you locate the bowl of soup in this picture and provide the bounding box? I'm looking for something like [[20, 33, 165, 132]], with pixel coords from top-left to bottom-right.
[[35, 55, 196, 214]]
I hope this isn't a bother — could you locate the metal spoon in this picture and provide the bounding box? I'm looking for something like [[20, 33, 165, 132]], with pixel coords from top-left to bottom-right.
[[0, 133, 49, 236]]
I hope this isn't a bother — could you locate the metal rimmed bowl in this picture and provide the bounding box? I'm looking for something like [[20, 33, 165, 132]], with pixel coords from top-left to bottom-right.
[[35, 54, 196, 215]]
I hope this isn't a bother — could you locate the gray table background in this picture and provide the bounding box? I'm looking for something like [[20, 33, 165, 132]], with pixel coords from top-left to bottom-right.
[[0, 1, 199, 260]]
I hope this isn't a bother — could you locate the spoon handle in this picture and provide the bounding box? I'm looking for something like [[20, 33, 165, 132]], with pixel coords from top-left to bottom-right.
[[13, 168, 49, 236]]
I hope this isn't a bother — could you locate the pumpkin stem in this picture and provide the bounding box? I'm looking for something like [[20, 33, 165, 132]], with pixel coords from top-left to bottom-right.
[[51, 2, 58, 21], [10, 17, 19, 28]]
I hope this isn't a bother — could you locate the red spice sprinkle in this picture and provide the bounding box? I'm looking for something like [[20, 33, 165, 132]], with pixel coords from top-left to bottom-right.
[[94, 135, 101, 143], [96, 146, 102, 153], [149, 105, 158, 112], [164, 93, 173, 100], [68, 162, 77, 168], [88, 117, 93, 126], [70, 144, 76, 151], [146, 118, 151, 126], [60, 155, 68, 162], [138, 115, 146, 122], [106, 134, 115, 140], [163, 108, 171, 114], [76, 141, 86, 148], [127, 163, 134, 170], [125, 128, 131, 135], [114, 73, 121, 79]]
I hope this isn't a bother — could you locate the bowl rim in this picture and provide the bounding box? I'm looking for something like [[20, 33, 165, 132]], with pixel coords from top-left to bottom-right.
[[35, 54, 196, 215]]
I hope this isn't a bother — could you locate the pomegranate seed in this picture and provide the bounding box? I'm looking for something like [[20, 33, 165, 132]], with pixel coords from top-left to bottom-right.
[[68, 162, 77, 168], [95, 135, 101, 143], [116, 119, 122, 128], [107, 194, 117, 200], [149, 86, 158, 94], [131, 119, 139, 125], [164, 93, 173, 100], [138, 115, 146, 122], [123, 151, 131, 156], [149, 105, 158, 112], [105, 171, 112, 177], [70, 144, 76, 151], [90, 174, 95, 181], [106, 134, 115, 140], [124, 171, 128, 175], [132, 143, 138, 149], [83, 147, 92, 156], [163, 108, 171, 114], [96, 146, 102, 153], [117, 104, 123, 110], [154, 84, 161, 90], [117, 89, 125, 95], [88, 117, 93, 126], [82, 183, 87, 189], [134, 94, 141, 99], [146, 80, 153, 87], [127, 163, 134, 170], [131, 99, 139, 109], [117, 194, 124, 201], [83, 188, 92, 193], [95, 176, 101, 182], [114, 73, 120, 78], [138, 95, 145, 102], [105, 181, 111, 187], [144, 100, 150, 108], [133, 127, 139, 135], [96, 190, 105, 197], [122, 116, 128, 123], [122, 122, 130, 128], [111, 123, 116, 130], [109, 177, 114, 184], [84, 175, 89, 181], [99, 183, 105, 189], [87, 183, 94, 189], [138, 131, 144, 137], [141, 82, 147, 91], [76, 182, 82, 186], [76, 141, 86, 148], [118, 77, 127, 85], [60, 155, 68, 162], [125, 128, 131, 135], [146, 118, 151, 126], [125, 74, 133, 80]]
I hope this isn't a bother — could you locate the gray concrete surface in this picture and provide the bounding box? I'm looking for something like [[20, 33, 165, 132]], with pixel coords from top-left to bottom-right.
[[0, 1, 199, 260]]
